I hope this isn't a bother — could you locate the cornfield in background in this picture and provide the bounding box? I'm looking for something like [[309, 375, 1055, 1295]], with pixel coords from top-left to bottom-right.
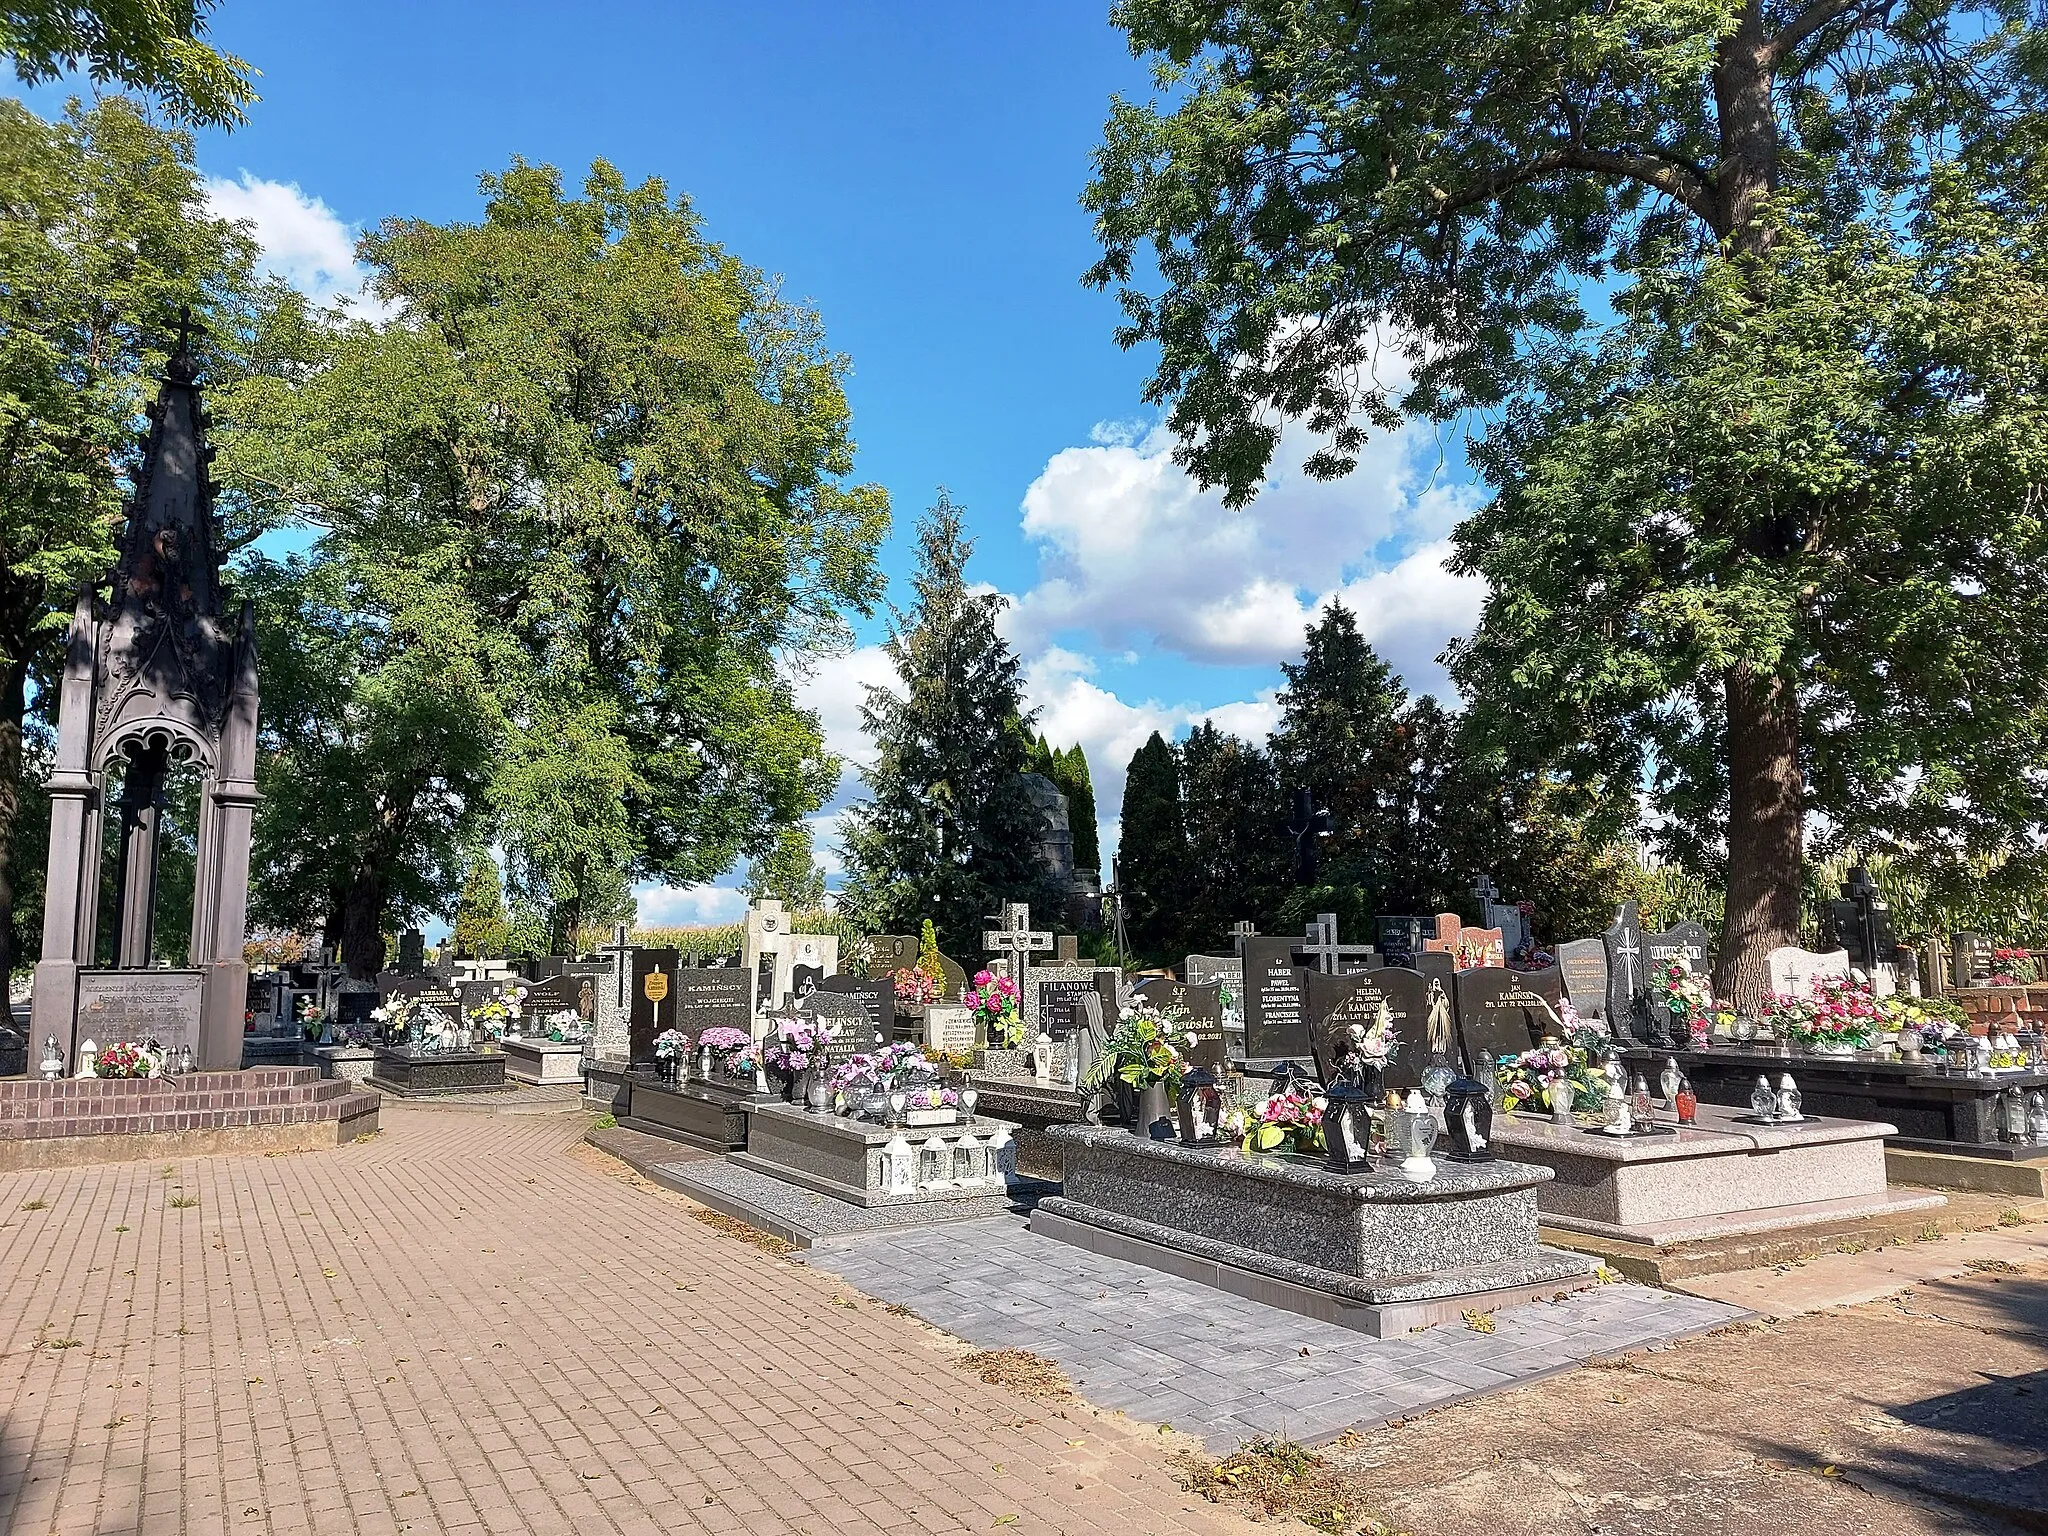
[[572, 909, 875, 968]]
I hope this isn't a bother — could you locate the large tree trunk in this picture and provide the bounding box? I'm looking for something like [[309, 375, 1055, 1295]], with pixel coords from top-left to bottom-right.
[[336, 863, 388, 979], [1715, 663, 1805, 1012]]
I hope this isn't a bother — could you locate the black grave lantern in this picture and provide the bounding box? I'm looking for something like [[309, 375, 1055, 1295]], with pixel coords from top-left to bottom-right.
[[1177, 1066, 1223, 1147], [1322, 1076, 1374, 1174], [1270, 1059, 1314, 1095], [1441, 1075, 1496, 1163]]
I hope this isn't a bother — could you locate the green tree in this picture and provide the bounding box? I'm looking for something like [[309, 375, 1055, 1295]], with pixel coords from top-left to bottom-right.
[[0, 96, 284, 979], [742, 822, 826, 911], [1269, 603, 1410, 914], [1179, 721, 1288, 949], [450, 852, 510, 960], [838, 493, 1055, 954], [2, 1, 256, 127], [1117, 730, 1187, 959], [225, 158, 885, 971], [1086, 0, 2043, 1004]]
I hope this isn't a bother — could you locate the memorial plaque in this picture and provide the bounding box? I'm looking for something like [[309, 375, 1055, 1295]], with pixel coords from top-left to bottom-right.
[[871, 934, 969, 998], [1306, 965, 1434, 1092], [922, 1003, 976, 1054], [410, 984, 462, 1029], [521, 975, 576, 1017], [1453, 967, 1556, 1078], [1644, 921, 1711, 979], [1241, 936, 1311, 1063], [671, 967, 750, 1033], [336, 991, 377, 1031], [76, 969, 203, 1055], [1374, 915, 1425, 966], [1036, 973, 1113, 1039], [1555, 939, 1609, 1020], [1183, 954, 1244, 1053]]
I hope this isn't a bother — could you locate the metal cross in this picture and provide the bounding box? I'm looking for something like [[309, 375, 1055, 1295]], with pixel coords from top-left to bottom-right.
[[598, 921, 634, 1009], [982, 902, 1052, 1001], [1295, 912, 1373, 975]]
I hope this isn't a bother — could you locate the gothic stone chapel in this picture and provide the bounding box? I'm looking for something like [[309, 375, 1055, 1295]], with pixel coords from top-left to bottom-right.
[[30, 317, 261, 1071]]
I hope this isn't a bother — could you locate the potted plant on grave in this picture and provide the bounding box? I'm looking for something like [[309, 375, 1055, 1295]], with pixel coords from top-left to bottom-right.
[[965, 970, 1022, 1050], [1083, 998, 1192, 1135], [1758, 974, 1880, 1056], [653, 1029, 690, 1084], [1989, 948, 2039, 986]]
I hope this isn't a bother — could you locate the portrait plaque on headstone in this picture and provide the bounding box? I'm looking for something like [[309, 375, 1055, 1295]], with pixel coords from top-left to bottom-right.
[[791, 963, 824, 1002], [1241, 935, 1311, 1062]]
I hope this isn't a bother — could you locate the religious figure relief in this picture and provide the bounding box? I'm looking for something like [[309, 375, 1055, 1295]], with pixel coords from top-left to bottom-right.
[[1424, 978, 1453, 1058]]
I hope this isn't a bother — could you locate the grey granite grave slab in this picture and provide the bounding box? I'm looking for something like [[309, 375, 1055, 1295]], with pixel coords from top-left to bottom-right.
[[1035, 1125, 1597, 1337], [805, 1213, 1747, 1449], [500, 1037, 586, 1085], [367, 1045, 506, 1096], [618, 1070, 775, 1152], [732, 1100, 1021, 1207], [1492, 1100, 1947, 1243]]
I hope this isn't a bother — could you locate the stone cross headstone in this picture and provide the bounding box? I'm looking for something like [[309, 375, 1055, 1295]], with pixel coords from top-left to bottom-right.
[[1602, 902, 1648, 1043], [396, 929, 425, 976], [1766, 946, 1850, 1001], [1555, 938, 1610, 1023], [983, 902, 1053, 1014], [741, 900, 836, 1016], [1296, 912, 1374, 975], [592, 924, 633, 1060]]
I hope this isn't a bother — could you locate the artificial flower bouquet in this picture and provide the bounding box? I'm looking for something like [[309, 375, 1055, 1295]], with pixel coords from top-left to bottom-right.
[[1225, 1085, 1325, 1154], [695, 1025, 754, 1080], [893, 968, 943, 1006], [761, 1015, 842, 1076], [1332, 999, 1400, 1074], [653, 1028, 690, 1061], [1658, 961, 1715, 1043], [1083, 999, 1192, 1094], [966, 970, 1022, 1048], [1989, 948, 2039, 985], [93, 1041, 161, 1079], [1759, 974, 1880, 1050], [1496, 1042, 1610, 1115], [297, 995, 323, 1041], [544, 1008, 585, 1043], [466, 991, 522, 1040]]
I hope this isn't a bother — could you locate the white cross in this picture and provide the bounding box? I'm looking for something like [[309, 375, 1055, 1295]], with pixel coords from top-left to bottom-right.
[[1614, 929, 1641, 997]]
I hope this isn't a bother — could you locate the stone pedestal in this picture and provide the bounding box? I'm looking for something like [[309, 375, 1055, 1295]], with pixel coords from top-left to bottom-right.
[[582, 1057, 631, 1114], [619, 1072, 774, 1152], [1492, 1101, 1946, 1244], [500, 1038, 587, 1086], [1032, 1125, 1596, 1337], [1634, 1047, 2048, 1160], [313, 1045, 376, 1084], [732, 1101, 1019, 1208], [367, 1046, 505, 1096]]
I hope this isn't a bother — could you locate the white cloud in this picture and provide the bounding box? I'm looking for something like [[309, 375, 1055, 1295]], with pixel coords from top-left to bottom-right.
[[204, 172, 391, 319], [1007, 418, 1484, 691], [633, 881, 748, 928]]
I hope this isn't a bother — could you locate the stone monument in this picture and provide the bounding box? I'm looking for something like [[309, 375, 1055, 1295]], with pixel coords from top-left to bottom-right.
[[31, 315, 259, 1072]]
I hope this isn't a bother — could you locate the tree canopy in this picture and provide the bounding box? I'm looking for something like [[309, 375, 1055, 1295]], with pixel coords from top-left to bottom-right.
[[2, 1, 257, 127]]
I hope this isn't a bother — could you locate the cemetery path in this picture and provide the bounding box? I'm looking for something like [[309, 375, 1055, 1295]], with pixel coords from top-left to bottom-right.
[[0, 1107, 1266, 1536]]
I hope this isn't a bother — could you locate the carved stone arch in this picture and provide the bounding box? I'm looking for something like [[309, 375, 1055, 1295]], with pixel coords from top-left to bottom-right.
[[95, 717, 217, 778]]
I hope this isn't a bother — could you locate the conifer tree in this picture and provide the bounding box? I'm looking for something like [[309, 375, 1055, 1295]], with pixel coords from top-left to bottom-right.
[[451, 854, 510, 959], [1117, 731, 1187, 959], [838, 494, 1054, 953]]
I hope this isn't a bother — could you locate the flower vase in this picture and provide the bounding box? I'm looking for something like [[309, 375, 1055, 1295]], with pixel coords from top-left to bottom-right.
[[1135, 1081, 1170, 1139]]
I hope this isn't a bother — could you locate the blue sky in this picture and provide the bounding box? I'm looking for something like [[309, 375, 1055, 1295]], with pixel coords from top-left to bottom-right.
[[51, 2, 1488, 926]]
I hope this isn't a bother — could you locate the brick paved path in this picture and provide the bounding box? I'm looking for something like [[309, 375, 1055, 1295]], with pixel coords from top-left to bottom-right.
[[0, 1109, 1261, 1536]]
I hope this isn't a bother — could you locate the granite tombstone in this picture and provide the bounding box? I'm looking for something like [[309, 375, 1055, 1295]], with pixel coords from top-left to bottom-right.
[[1454, 967, 1560, 1079], [1602, 902, 1649, 1042], [1241, 935, 1312, 1063], [1306, 965, 1432, 1093], [1555, 938, 1609, 1023]]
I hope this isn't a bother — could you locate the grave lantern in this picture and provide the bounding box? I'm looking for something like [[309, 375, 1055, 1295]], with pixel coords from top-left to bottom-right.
[[1750, 1074, 1777, 1121], [1395, 1091, 1438, 1183], [1178, 1066, 1223, 1148], [919, 1133, 948, 1188], [1441, 1076, 1494, 1163], [40, 1036, 63, 1080], [1776, 1073, 1803, 1122], [1320, 1076, 1371, 1172], [2002, 1085, 2030, 1143], [954, 1131, 982, 1182], [884, 1131, 916, 1196], [2026, 1089, 2048, 1146]]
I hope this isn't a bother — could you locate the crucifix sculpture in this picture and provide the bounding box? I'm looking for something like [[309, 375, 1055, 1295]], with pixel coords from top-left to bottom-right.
[[1295, 912, 1373, 975], [1287, 786, 1333, 886], [982, 901, 1052, 1007]]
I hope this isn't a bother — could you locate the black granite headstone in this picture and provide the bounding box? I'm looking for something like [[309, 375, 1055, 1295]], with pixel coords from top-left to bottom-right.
[[1241, 935, 1311, 1062], [671, 967, 750, 1034], [1035, 971, 1119, 1041], [1453, 967, 1557, 1078], [1306, 965, 1433, 1093], [812, 974, 894, 1047], [1602, 902, 1649, 1042], [1133, 977, 1226, 1072], [632, 946, 682, 1061]]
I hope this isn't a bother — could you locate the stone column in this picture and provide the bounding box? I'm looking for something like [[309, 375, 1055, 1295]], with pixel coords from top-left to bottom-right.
[[29, 586, 104, 1066]]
